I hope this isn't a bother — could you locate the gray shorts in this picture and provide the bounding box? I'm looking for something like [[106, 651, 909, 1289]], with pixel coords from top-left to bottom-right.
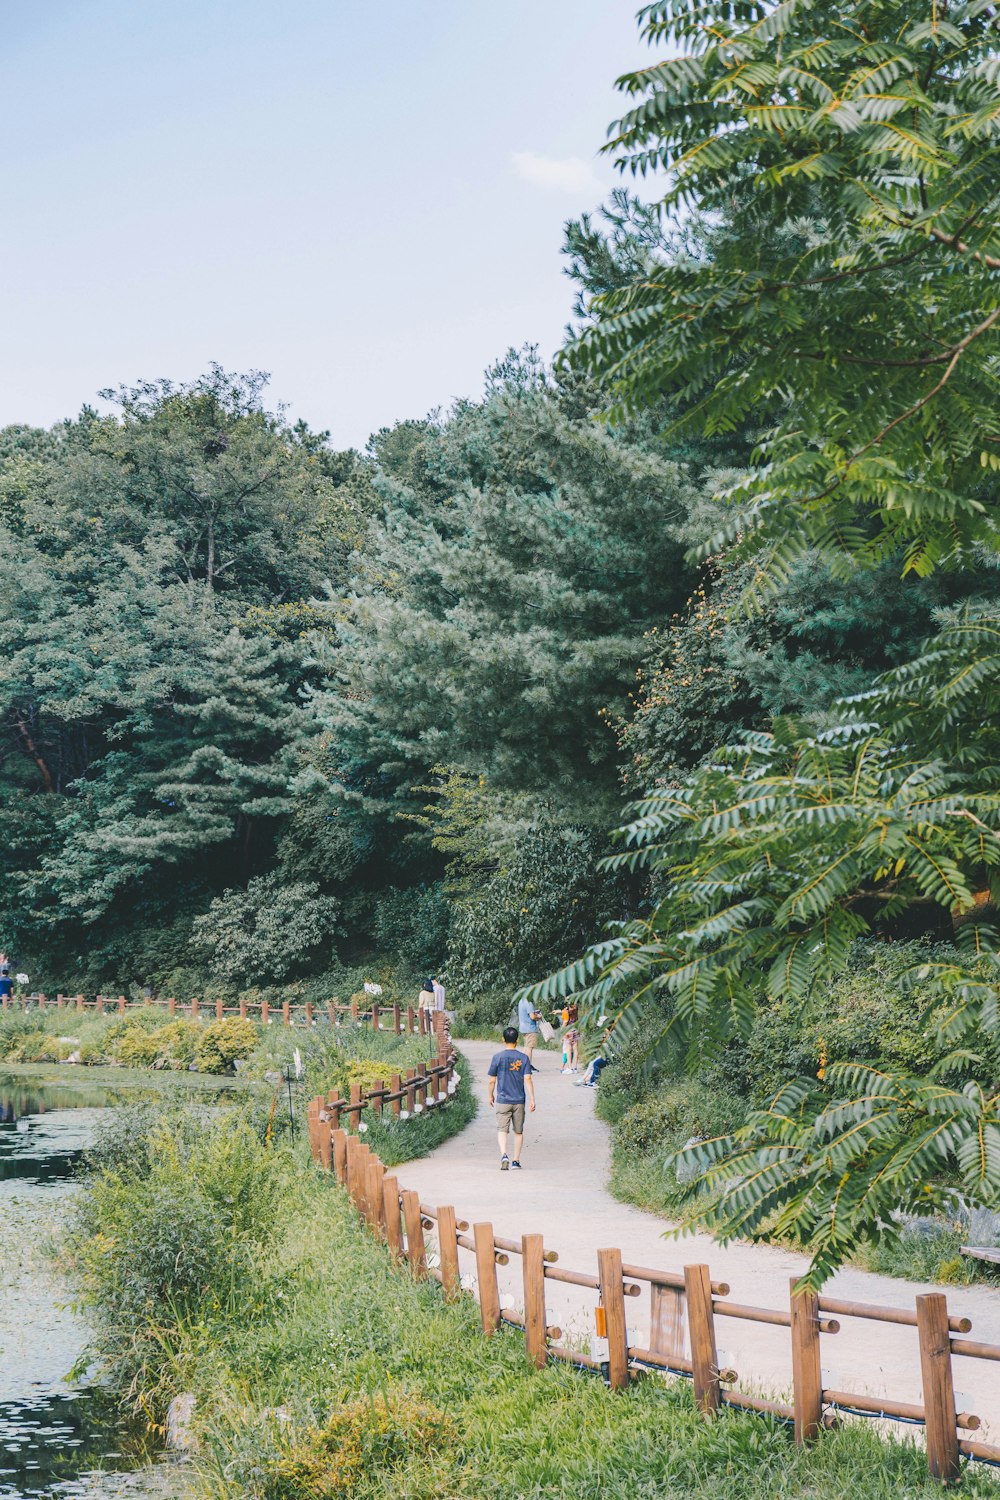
[[495, 1101, 525, 1134]]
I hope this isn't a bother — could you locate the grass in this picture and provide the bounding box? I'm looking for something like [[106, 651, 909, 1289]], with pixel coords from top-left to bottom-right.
[[67, 1103, 1000, 1499]]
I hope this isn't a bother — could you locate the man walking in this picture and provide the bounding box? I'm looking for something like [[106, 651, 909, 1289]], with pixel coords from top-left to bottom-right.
[[487, 1026, 535, 1171], [516, 993, 542, 1064]]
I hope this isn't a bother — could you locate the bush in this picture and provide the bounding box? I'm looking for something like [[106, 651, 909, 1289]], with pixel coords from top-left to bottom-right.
[[260, 1393, 453, 1500], [743, 939, 964, 1103], [372, 885, 450, 975], [71, 1108, 290, 1412], [446, 827, 625, 996], [192, 875, 339, 984], [196, 1018, 260, 1074]]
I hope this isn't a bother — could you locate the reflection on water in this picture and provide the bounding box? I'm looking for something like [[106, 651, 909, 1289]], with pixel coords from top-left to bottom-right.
[[0, 1078, 165, 1498], [0, 1081, 107, 1186]]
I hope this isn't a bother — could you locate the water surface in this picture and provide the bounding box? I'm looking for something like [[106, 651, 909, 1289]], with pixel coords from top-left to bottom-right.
[[0, 1078, 173, 1499]]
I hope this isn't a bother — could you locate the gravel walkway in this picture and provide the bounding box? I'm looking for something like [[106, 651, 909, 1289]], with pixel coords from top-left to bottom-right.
[[400, 1039, 1000, 1438]]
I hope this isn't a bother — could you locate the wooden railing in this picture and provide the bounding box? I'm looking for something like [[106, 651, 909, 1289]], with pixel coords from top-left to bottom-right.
[[308, 1123, 1000, 1486], [2, 990, 444, 1037]]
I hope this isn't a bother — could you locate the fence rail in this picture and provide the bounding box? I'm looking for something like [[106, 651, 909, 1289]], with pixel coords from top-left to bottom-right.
[[308, 1116, 1000, 1486], [2, 990, 445, 1037]]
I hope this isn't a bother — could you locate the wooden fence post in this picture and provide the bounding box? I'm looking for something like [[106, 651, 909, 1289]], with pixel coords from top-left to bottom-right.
[[328, 1000, 337, 1026], [351, 994, 359, 1022], [305, 1001, 314, 1027], [327, 1088, 342, 1131], [393, 1003, 401, 1035], [168, 996, 176, 1016], [318, 1115, 332, 1172], [790, 1277, 823, 1443], [372, 1002, 380, 1032], [522, 1233, 547, 1369], [96, 995, 105, 1015], [216, 997, 224, 1022], [597, 1247, 630, 1389], [191, 996, 199, 1019], [390, 1073, 402, 1118], [349, 1082, 362, 1133], [405, 1068, 417, 1115], [76, 993, 85, 1011], [368, 1156, 386, 1234], [307, 1099, 321, 1162], [239, 996, 247, 1019], [261, 1000, 269, 1026], [56, 993, 64, 1009], [474, 1222, 501, 1335], [371, 1080, 385, 1118], [684, 1265, 720, 1415], [407, 1004, 415, 1034], [282, 999, 290, 1027], [38, 993, 46, 1011], [345, 1135, 362, 1205], [117, 994, 126, 1014], [917, 1293, 960, 1483], [437, 1205, 461, 1302], [401, 1190, 427, 1278], [383, 1175, 404, 1259], [649, 1284, 687, 1363], [332, 1128, 348, 1184]]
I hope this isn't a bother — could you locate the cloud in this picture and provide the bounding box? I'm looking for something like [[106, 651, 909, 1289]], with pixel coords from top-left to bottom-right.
[[510, 151, 602, 195]]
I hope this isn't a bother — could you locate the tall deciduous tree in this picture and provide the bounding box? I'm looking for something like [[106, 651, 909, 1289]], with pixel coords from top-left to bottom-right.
[[568, 0, 1000, 589]]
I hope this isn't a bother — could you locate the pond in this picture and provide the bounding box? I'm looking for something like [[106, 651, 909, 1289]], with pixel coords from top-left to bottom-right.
[[0, 1077, 173, 1499]]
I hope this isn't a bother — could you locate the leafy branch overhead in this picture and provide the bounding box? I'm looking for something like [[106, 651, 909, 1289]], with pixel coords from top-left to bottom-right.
[[566, 0, 1000, 589]]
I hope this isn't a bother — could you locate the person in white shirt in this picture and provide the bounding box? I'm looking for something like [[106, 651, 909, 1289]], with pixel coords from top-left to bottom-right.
[[431, 976, 445, 1012]]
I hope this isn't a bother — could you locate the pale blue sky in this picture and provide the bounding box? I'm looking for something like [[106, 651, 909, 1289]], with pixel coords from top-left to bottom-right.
[[1, 1, 650, 449]]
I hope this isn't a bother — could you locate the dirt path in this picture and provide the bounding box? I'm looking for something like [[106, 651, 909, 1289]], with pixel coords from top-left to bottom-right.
[[401, 1040, 1000, 1436]]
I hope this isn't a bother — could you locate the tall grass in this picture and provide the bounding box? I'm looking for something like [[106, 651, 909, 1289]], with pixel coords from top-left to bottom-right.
[[68, 1104, 1000, 1499]]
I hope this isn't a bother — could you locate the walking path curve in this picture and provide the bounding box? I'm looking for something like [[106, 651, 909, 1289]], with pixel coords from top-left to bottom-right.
[[401, 1040, 1000, 1436]]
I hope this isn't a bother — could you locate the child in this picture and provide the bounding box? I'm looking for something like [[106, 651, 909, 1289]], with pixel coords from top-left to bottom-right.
[[560, 1025, 580, 1074]]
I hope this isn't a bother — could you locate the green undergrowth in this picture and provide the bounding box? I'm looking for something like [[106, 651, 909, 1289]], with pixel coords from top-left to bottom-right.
[[599, 1078, 1000, 1291], [68, 1104, 999, 1499]]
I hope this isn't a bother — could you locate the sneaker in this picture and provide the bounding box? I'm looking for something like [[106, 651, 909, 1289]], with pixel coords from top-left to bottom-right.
[[560, 1066, 571, 1074], [500, 1155, 509, 1171], [511, 1159, 522, 1170]]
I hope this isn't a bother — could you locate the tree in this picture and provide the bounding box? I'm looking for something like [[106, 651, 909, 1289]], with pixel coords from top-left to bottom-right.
[[314, 380, 707, 824], [0, 371, 367, 983], [567, 0, 1000, 591]]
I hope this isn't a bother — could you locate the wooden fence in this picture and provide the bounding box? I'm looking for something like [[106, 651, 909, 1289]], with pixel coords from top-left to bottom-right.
[[2, 990, 445, 1038], [308, 1123, 1000, 1486]]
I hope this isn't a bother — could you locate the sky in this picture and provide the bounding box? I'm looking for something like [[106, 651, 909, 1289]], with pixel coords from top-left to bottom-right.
[[1, 1, 652, 450]]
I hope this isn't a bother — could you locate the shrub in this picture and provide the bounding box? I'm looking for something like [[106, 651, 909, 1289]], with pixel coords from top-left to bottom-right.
[[260, 1393, 453, 1500], [196, 1017, 260, 1074], [192, 875, 339, 984], [371, 884, 450, 975], [744, 939, 962, 1103], [71, 1108, 290, 1411]]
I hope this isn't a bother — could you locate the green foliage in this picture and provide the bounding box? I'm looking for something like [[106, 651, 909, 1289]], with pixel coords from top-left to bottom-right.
[[70, 1104, 291, 1410], [195, 1017, 260, 1074], [257, 1393, 453, 1500], [116, 1018, 202, 1069], [193, 876, 339, 985], [528, 609, 1000, 1060], [448, 826, 625, 996], [370, 885, 449, 974], [314, 381, 706, 822], [568, 0, 1000, 590], [68, 1105, 997, 1500]]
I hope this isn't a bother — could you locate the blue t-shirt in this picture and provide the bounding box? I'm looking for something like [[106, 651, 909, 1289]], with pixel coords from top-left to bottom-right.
[[0, 977, 11, 1000], [517, 997, 539, 1033], [488, 1049, 534, 1104]]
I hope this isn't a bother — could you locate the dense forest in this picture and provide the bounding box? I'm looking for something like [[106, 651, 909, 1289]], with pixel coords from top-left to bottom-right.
[[2, 0, 1000, 1287], [0, 207, 971, 1017], [1, 172, 995, 1037]]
